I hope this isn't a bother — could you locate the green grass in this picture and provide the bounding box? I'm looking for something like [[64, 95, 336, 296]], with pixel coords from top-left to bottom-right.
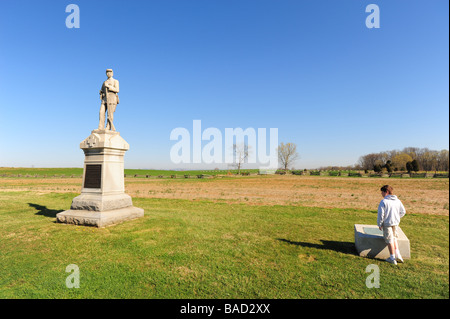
[[124, 168, 259, 177], [0, 191, 448, 298], [2, 167, 448, 179], [0, 167, 259, 177], [0, 167, 84, 176]]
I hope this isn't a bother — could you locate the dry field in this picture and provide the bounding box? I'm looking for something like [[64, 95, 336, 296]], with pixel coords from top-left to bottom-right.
[[0, 175, 448, 215]]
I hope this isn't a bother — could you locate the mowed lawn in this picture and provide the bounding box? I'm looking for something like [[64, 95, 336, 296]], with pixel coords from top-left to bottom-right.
[[0, 186, 448, 298]]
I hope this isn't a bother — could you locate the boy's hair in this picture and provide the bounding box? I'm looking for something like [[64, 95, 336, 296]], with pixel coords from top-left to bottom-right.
[[380, 185, 394, 194]]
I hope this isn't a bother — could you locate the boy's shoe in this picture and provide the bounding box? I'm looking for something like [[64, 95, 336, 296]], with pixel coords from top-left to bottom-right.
[[385, 257, 397, 265], [396, 254, 404, 263]]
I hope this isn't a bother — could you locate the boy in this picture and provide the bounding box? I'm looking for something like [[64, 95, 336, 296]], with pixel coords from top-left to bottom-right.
[[377, 185, 406, 265]]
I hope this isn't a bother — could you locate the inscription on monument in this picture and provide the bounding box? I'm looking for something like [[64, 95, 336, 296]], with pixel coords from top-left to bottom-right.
[[363, 227, 383, 236], [84, 164, 102, 189]]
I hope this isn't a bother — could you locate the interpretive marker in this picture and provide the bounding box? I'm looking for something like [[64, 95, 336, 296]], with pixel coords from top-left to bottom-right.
[[84, 164, 102, 189]]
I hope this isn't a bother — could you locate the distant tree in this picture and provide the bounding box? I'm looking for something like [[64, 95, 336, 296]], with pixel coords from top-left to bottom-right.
[[411, 159, 420, 172], [384, 160, 393, 173], [277, 142, 300, 171], [402, 147, 420, 160], [392, 153, 413, 171], [232, 143, 250, 174], [437, 150, 449, 171], [373, 164, 383, 173], [378, 152, 390, 165], [356, 147, 449, 173], [414, 148, 429, 170], [357, 153, 381, 170], [406, 161, 413, 173], [421, 151, 438, 171]]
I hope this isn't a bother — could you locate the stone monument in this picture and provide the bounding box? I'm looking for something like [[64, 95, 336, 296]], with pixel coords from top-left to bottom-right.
[[57, 69, 144, 227], [354, 224, 410, 260]]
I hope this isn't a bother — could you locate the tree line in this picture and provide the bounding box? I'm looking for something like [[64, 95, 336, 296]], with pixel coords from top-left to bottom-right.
[[356, 147, 449, 172], [236, 142, 448, 173]]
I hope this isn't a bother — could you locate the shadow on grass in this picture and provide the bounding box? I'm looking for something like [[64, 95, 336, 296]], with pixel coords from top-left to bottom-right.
[[277, 238, 357, 256], [28, 203, 63, 218]]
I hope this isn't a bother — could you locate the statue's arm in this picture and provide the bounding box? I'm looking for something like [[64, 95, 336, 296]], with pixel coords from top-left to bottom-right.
[[99, 83, 105, 99], [107, 80, 119, 93]]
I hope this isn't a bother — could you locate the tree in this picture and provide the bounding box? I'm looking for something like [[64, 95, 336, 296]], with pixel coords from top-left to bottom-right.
[[391, 153, 413, 171], [402, 147, 420, 160], [232, 143, 250, 174], [378, 152, 390, 165], [373, 163, 383, 173], [411, 159, 420, 172], [357, 153, 381, 171], [406, 161, 413, 173], [384, 160, 393, 173], [277, 142, 299, 171], [437, 150, 449, 171], [356, 147, 449, 173], [420, 150, 438, 171]]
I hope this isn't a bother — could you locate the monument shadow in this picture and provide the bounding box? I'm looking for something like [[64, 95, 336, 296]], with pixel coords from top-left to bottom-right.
[[277, 238, 357, 256], [28, 203, 63, 218]]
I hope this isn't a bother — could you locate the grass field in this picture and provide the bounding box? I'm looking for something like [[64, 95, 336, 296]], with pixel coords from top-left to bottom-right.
[[0, 167, 259, 177], [2, 167, 448, 178], [0, 174, 448, 298]]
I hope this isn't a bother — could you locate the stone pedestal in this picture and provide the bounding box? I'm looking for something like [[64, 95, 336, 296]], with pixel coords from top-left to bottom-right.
[[57, 129, 144, 227], [354, 224, 410, 260]]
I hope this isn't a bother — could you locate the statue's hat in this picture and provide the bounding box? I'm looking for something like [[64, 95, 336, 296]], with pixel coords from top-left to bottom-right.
[[106, 68, 113, 72]]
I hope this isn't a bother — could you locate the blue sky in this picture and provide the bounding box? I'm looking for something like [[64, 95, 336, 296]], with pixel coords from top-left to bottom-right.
[[0, 0, 448, 169]]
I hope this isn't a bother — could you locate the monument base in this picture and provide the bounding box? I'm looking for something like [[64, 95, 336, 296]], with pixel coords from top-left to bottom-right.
[[354, 224, 411, 260], [57, 129, 144, 227], [70, 193, 133, 211], [57, 206, 144, 228]]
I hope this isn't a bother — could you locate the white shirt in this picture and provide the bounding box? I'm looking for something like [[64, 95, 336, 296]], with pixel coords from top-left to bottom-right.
[[377, 195, 406, 227]]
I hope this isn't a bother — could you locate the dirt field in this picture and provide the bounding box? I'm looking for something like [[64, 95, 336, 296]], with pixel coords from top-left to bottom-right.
[[1, 175, 448, 215]]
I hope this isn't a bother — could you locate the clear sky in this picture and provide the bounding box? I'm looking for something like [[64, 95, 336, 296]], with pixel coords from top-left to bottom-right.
[[0, 0, 448, 169]]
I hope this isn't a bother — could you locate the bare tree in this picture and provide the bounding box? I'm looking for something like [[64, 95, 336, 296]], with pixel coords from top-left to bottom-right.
[[357, 153, 381, 170], [438, 150, 449, 171], [420, 150, 438, 171], [232, 143, 250, 174], [402, 147, 420, 160], [278, 142, 300, 170], [378, 152, 390, 165]]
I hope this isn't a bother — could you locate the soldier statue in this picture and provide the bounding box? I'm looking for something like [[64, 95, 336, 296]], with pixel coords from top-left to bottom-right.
[[98, 68, 120, 131]]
